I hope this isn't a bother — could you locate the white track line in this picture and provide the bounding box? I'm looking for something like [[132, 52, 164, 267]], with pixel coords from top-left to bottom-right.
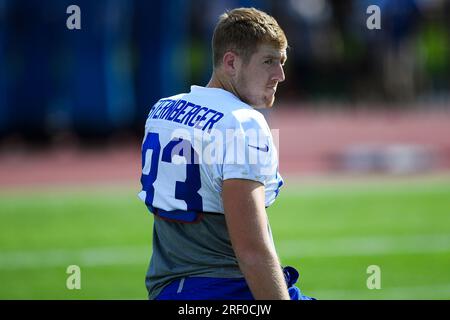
[[277, 233, 450, 258], [0, 234, 449, 270], [0, 246, 150, 270]]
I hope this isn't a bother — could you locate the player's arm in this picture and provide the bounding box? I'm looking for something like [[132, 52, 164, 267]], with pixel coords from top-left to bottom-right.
[[222, 178, 290, 300]]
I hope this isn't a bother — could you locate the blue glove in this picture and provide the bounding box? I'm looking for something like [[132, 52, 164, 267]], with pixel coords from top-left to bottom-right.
[[283, 266, 316, 300]]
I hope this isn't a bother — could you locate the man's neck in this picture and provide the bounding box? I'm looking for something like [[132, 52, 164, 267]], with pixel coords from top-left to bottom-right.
[[207, 72, 242, 102]]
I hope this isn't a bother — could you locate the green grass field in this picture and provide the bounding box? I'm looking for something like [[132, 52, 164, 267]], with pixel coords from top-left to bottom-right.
[[1, 178, 450, 299]]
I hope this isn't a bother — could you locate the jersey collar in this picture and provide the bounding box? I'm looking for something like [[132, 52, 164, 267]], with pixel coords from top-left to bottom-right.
[[190, 85, 240, 101]]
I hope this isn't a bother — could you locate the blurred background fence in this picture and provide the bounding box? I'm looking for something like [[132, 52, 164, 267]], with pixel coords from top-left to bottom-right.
[[0, 0, 449, 148]]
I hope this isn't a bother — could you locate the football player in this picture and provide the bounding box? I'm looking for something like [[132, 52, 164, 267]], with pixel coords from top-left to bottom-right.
[[139, 7, 313, 300]]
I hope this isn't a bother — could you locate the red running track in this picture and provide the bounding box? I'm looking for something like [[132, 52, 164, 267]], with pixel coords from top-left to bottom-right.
[[1, 108, 450, 189]]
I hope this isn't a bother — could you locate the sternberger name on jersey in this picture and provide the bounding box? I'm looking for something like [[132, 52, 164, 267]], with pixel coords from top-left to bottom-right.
[[148, 98, 224, 132], [139, 86, 283, 223]]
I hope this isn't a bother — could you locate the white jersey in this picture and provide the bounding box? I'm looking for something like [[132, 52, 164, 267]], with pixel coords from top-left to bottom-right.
[[138, 85, 283, 221]]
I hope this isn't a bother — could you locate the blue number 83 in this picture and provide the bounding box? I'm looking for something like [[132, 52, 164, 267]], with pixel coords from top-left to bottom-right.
[[140, 132, 203, 223]]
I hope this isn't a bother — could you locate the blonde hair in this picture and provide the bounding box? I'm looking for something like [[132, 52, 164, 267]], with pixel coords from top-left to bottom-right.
[[212, 7, 288, 68]]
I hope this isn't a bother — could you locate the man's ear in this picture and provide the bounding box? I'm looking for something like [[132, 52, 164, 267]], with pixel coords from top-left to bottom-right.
[[222, 51, 240, 77]]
